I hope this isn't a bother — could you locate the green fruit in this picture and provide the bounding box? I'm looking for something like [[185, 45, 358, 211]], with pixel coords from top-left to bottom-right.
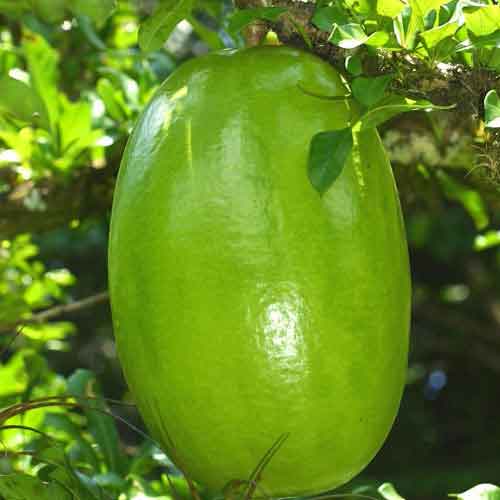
[[109, 46, 410, 496]]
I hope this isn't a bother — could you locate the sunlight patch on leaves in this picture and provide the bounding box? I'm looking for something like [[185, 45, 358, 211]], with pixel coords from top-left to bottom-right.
[[450, 484, 500, 500], [379, 482, 406, 500], [377, 0, 407, 18], [329, 23, 389, 48], [464, 6, 500, 37], [474, 231, 500, 251], [484, 90, 500, 128]]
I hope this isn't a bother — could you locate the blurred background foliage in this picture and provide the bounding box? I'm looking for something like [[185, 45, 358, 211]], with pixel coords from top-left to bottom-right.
[[0, 1, 499, 499]]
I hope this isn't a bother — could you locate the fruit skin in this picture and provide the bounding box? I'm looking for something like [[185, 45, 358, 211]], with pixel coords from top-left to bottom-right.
[[109, 46, 411, 496]]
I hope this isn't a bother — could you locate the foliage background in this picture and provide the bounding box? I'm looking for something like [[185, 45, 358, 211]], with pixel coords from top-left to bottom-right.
[[0, 0, 500, 499]]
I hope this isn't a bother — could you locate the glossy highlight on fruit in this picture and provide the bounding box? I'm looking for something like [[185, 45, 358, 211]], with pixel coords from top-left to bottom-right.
[[108, 46, 411, 496]]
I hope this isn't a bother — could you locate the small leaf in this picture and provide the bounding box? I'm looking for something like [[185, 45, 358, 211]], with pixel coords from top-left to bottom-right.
[[358, 95, 455, 129], [378, 482, 406, 500], [377, 0, 406, 18], [308, 128, 353, 195], [484, 90, 500, 128], [22, 32, 59, 132], [345, 55, 363, 75], [139, 0, 195, 52], [450, 484, 500, 500], [312, 6, 349, 31], [329, 23, 389, 48], [365, 30, 391, 46], [97, 78, 128, 121], [352, 74, 393, 108], [420, 20, 459, 48], [405, 0, 449, 49], [0, 76, 44, 123], [464, 6, 500, 37], [411, 0, 449, 18], [227, 7, 287, 36], [70, 0, 116, 26], [329, 23, 367, 48], [23, 322, 75, 342]]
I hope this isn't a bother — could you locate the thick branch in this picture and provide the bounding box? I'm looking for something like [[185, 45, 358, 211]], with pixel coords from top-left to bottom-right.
[[268, 1, 500, 113], [0, 291, 110, 335]]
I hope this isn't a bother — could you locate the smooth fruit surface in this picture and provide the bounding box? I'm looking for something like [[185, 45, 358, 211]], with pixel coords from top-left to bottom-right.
[[108, 46, 411, 496]]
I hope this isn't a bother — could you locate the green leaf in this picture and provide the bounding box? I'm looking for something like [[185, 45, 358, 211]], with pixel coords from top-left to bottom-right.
[[484, 90, 500, 128], [344, 0, 377, 15], [308, 128, 353, 195], [0, 474, 71, 500], [97, 78, 129, 122], [464, 5, 500, 37], [436, 170, 489, 230], [188, 14, 224, 50], [365, 30, 391, 46], [474, 231, 500, 251], [227, 7, 287, 36], [22, 32, 59, 132], [358, 95, 455, 129], [0, 76, 44, 123], [376, 0, 406, 18], [67, 369, 127, 474], [23, 322, 75, 342], [77, 15, 108, 50], [312, 6, 349, 31], [33, 0, 66, 23], [345, 55, 363, 75], [420, 20, 459, 48], [36, 446, 100, 500], [352, 74, 393, 108], [329, 23, 389, 48], [410, 0, 449, 18], [456, 29, 500, 52], [405, 0, 449, 49], [450, 484, 500, 500], [57, 97, 102, 163], [69, 0, 117, 26], [378, 482, 406, 500], [44, 412, 100, 470], [329, 23, 366, 48], [0, 0, 31, 17], [138, 0, 195, 52]]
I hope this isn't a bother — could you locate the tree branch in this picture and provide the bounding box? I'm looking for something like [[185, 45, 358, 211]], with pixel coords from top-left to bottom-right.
[[0, 291, 110, 335]]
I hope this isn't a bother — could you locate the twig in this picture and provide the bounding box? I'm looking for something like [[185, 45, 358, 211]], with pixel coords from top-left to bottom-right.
[[0, 291, 109, 335]]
